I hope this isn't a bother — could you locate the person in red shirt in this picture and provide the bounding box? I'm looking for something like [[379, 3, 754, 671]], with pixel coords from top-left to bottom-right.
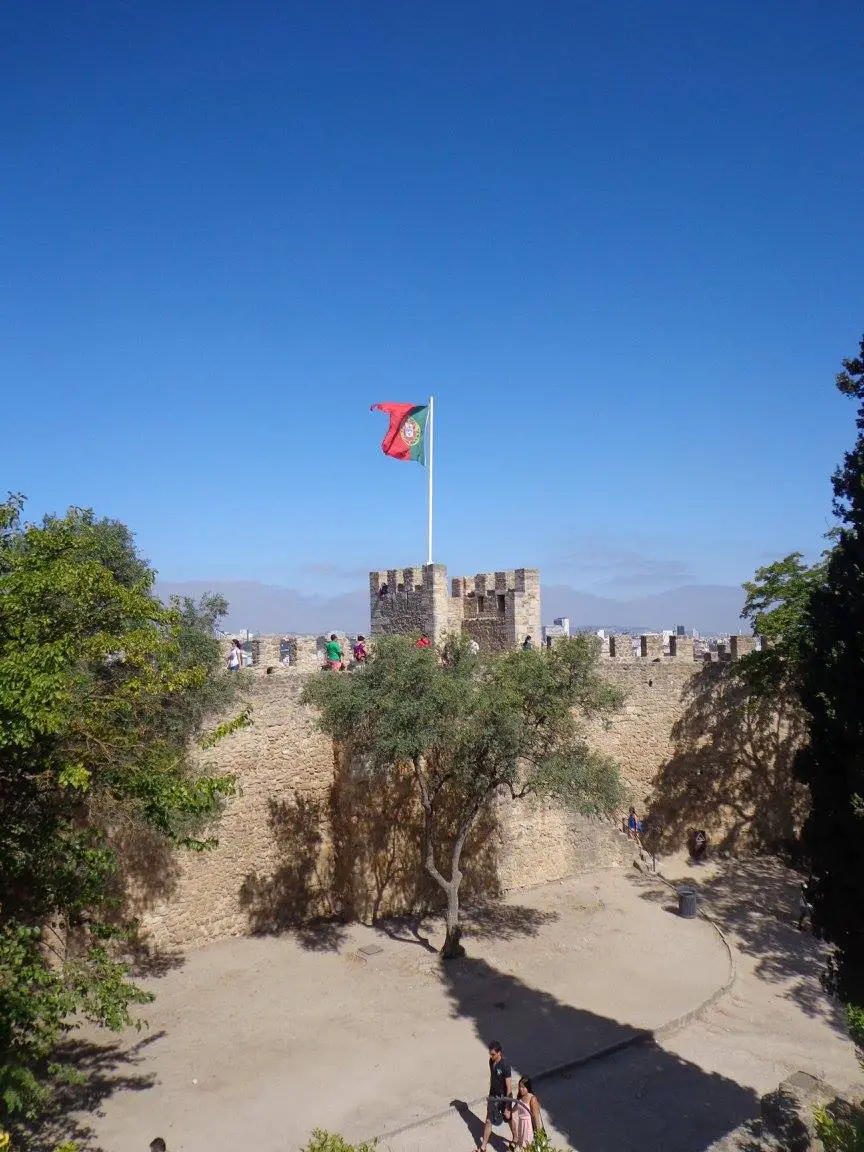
[[416, 632, 431, 649]]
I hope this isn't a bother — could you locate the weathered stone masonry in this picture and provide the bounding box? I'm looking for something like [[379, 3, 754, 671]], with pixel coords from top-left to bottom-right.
[[370, 564, 541, 652], [135, 564, 766, 951]]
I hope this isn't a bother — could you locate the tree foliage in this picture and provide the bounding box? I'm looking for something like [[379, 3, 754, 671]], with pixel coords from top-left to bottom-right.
[[795, 336, 864, 1002], [0, 497, 243, 1124], [740, 550, 829, 695], [302, 634, 622, 957]]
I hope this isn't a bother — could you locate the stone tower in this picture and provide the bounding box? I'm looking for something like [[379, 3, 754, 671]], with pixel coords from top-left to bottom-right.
[[369, 564, 541, 653]]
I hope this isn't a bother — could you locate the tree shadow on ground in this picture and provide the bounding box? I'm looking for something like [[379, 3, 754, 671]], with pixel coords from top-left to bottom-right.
[[461, 902, 559, 941], [438, 955, 759, 1152], [16, 1033, 163, 1152], [631, 858, 845, 1032], [373, 913, 438, 952], [643, 662, 809, 856], [126, 945, 186, 979], [239, 750, 502, 948], [373, 904, 559, 955]]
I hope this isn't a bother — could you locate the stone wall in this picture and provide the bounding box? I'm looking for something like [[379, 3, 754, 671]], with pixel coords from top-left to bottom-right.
[[132, 670, 635, 952], [588, 659, 697, 797], [370, 565, 451, 645], [136, 633, 794, 952], [369, 564, 541, 653]]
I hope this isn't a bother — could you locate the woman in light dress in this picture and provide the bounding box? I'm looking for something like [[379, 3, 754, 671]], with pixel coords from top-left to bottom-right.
[[511, 1077, 543, 1148]]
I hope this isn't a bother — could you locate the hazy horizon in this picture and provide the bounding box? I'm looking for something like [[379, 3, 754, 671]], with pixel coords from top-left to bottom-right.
[[155, 576, 748, 638]]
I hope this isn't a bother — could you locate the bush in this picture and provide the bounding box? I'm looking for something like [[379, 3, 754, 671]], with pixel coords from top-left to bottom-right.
[[301, 1131, 377, 1152], [814, 1103, 864, 1152]]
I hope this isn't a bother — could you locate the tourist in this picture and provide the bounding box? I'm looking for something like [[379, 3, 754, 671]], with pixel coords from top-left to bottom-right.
[[352, 635, 368, 664], [522, 635, 533, 650], [149, 1140, 167, 1152], [477, 1041, 515, 1152], [227, 639, 244, 672], [512, 1078, 544, 1148], [690, 828, 708, 861], [416, 632, 431, 649], [324, 634, 343, 671], [626, 806, 642, 841]]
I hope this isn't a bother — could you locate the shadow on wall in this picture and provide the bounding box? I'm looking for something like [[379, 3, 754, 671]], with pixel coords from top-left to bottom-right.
[[105, 823, 185, 970], [440, 955, 759, 1152], [238, 749, 502, 943], [643, 662, 809, 856]]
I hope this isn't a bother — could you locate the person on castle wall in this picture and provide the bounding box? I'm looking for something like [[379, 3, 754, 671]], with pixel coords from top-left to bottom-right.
[[352, 634, 368, 664], [227, 638, 244, 672], [416, 632, 431, 649], [324, 634, 343, 671], [522, 635, 534, 651], [379, 582, 388, 597], [626, 806, 643, 844]]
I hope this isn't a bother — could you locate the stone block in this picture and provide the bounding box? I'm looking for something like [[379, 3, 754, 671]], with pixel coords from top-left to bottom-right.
[[611, 634, 633, 660], [760, 1072, 832, 1152], [669, 636, 694, 660], [640, 634, 663, 660]]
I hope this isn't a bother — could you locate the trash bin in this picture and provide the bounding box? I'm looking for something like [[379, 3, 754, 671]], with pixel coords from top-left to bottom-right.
[[678, 885, 697, 919]]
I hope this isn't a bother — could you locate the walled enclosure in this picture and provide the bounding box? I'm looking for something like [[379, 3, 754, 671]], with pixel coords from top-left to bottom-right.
[[130, 566, 787, 952]]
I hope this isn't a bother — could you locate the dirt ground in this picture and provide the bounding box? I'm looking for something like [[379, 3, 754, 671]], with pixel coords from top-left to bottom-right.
[[41, 857, 861, 1152]]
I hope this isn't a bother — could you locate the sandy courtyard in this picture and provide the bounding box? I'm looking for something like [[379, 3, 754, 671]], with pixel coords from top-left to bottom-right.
[[42, 860, 860, 1152]]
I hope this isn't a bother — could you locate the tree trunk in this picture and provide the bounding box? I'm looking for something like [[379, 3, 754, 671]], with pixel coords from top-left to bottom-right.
[[440, 878, 465, 960], [410, 755, 482, 961]]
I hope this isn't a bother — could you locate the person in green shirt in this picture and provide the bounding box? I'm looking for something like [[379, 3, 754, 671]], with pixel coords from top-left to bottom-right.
[[324, 634, 343, 671]]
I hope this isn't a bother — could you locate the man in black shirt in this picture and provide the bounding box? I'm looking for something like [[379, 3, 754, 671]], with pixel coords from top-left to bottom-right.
[[478, 1041, 515, 1151]]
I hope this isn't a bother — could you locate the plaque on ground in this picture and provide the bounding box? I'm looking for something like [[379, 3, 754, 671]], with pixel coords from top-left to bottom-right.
[[358, 944, 384, 957]]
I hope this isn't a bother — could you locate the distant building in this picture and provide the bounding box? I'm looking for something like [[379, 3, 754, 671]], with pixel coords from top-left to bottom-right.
[[676, 624, 686, 637], [542, 616, 570, 644]]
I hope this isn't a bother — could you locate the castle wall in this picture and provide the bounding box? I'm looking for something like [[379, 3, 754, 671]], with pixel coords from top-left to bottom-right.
[[133, 672, 634, 951], [369, 564, 541, 653], [588, 659, 696, 798], [131, 634, 786, 952], [143, 557, 778, 953], [369, 564, 450, 644]]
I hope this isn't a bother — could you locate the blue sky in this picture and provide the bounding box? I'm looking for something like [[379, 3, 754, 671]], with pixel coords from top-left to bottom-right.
[[3, 1, 863, 601]]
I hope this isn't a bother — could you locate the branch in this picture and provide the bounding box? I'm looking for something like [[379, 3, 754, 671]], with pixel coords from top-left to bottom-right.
[[449, 782, 497, 893], [412, 755, 449, 891]]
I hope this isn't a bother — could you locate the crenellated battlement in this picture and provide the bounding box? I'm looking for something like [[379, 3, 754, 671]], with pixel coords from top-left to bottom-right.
[[370, 562, 540, 652], [226, 561, 754, 668], [450, 567, 539, 598], [369, 566, 437, 594], [594, 632, 757, 663]]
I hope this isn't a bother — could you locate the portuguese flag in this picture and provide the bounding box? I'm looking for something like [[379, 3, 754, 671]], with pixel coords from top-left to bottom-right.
[[371, 402, 428, 464]]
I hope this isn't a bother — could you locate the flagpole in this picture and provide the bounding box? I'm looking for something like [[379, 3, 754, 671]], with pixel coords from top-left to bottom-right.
[[427, 395, 434, 565]]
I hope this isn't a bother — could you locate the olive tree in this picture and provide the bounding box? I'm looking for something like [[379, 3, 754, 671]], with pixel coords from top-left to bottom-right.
[[302, 634, 623, 958]]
